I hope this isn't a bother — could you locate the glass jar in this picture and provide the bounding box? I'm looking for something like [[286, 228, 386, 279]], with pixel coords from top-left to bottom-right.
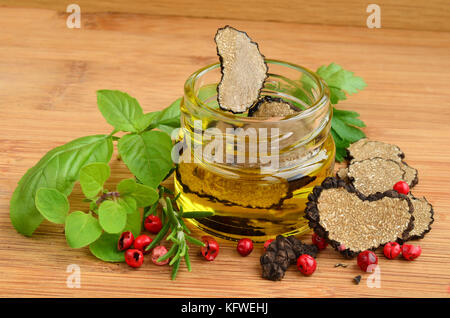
[[174, 59, 334, 242]]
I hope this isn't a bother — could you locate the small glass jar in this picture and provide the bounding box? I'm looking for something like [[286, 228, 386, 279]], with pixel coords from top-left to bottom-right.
[[174, 59, 334, 242]]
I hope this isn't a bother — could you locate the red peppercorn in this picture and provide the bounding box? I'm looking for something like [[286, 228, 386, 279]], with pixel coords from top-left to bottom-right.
[[296, 254, 317, 275], [118, 231, 134, 251], [133, 234, 153, 254], [311, 233, 328, 250], [200, 236, 220, 261], [263, 239, 274, 251], [144, 215, 163, 234], [393, 181, 410, 195], [151, 245, 169, 265], [237, 238, 253, 256], [402, 244, 421, 261], [357, 250, 378, 272], [124, 249, 144, 268], [383, 242, 401, 259]]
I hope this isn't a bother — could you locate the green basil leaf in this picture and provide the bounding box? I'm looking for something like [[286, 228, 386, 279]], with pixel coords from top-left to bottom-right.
[[117, 196, 137, 214], [97, 90, 144, 133], [35, 188, 69, 224], [116, 178, 137, 195], [98, 200, 127, 234], [117, 131, 173, 188], [131, 183, 159, 207], [10, 134, 113, 236], [65, 211, 103, 249], [143, 98, 181, 134], [89, 233, 125, 262], [79, 162, 111, 199]]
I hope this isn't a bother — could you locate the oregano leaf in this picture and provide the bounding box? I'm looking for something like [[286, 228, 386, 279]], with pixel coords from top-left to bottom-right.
[[89, 233, 125, 262], [89, 208, 142, 262], [117, 196, 137, 214], [116, 178, 137, 195], [35, 188, 69, 224], [98, 200, 127, 234], [79, 162, 111, 199], [65, 211, 103, 249], [131, 183, 159, 207]]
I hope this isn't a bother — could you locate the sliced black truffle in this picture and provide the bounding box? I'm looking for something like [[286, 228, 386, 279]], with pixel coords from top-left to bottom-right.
[[347, 139, 404, 162], [260, 235, 318, 281], [176, 163, 290, 209], [248, 96, 299, 118], [336, 167, 349, 183], [215, 26, 268, 113], [305, 177, 414, 258], [405, 195, 434, 240], [347, 158, 415, 196]]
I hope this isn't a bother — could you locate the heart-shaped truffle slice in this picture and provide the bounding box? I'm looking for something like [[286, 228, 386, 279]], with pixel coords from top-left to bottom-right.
[[305, 177, 414, 258]]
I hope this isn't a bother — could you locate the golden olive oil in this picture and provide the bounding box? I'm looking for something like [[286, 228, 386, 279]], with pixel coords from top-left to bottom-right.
[[174, 135, 335, 242]]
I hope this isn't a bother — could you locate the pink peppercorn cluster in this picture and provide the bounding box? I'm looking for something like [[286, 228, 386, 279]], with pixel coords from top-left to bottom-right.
[[383, 242, 421, 261], [119, 215, 169, 268], [355, 242, 422, 273]]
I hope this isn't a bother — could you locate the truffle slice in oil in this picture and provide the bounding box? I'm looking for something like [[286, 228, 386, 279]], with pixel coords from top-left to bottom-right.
[[215, 26, 268, 113], [305, 177, 414, 257], [248, 96, 299, 118]]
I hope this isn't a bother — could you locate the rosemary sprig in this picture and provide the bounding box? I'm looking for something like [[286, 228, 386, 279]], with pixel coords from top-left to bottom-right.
[[145, 196, 214, 280]]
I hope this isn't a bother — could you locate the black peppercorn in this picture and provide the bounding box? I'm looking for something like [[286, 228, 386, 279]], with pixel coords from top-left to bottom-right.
[[260, 235, 318, 281]]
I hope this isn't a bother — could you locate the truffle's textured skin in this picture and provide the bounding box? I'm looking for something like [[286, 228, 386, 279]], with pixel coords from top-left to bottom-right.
[[347, 158, 409, 196], [402, 162, 419, 188], [345, 139, 419, 189], [305, 177, 414, 258], [215, 26, 268, 113], [336, 167, 350, 183], [405, 195, 434, 240], [247, 96, 299, 118], [347, 139, 405, 162], [260, 235, 318, 281]]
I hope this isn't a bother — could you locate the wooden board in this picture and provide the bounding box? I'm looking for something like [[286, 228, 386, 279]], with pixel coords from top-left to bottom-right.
[[0, 6, 449, 298], [2, 0, 450, 32]]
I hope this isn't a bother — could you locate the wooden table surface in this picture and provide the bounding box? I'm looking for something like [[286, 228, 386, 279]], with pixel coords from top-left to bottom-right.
[[1, 4, 450, 298]]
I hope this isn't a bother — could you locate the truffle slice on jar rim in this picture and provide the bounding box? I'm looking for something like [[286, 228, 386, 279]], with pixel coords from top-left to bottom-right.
[[347, 139, 404, 162], [305, 177, 414, 258], [347, 157, 410, 196], [405, 195, 434, 240], [248, 96, 299, 118], [215, 26, 268, 113]]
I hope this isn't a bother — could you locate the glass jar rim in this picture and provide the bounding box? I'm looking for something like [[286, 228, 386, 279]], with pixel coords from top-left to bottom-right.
[[184, 59, 330, 123]]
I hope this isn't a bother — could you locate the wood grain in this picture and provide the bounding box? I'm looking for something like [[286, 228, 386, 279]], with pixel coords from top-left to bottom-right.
[[0, 6, 449, 298], [1, 0, 450, 32]]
